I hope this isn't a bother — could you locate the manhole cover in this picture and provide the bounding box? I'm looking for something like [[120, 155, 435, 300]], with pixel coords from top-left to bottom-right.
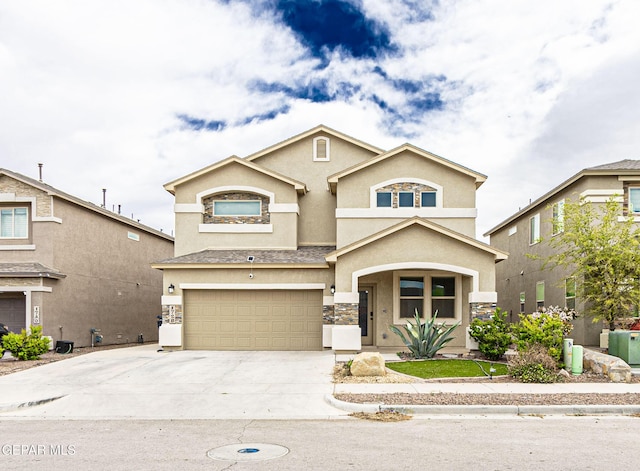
[[207, 443, 289, 462]]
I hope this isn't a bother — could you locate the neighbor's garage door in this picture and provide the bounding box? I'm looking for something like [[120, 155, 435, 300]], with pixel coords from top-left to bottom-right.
[[0, 294, 26, 333], [183, 290, 323, 351]]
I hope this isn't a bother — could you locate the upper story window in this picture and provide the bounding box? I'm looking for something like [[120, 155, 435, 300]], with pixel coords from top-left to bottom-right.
[[565, 277, 576, 310], [421, 191, 436, 207], [313, 136, 330, 161], [552, 200, 565, 235], [374, 181, 441, 209], [529, 213, 540, 245], [508, 225, 517, 236], [213, 200, 261, 216], [629, 187, 640, 214], [0, 207, 28, 238], [376, 192, 392, 207], [398, 192, 414, 207]]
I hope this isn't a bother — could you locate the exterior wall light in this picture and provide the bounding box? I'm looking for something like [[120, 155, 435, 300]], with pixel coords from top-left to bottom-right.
[[330, 285, 335, 295], [168, 284, 175, 294]]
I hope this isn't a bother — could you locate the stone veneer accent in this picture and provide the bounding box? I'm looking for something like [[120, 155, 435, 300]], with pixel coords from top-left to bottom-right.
[[0, 175, 51, 217], [334, 303, 359, 325], [469, 302, 495, 323], [202, 192, 270, 224], [161, 304, 183, 324], [323, 304, 334, 324], [376, 182, 436, 208]]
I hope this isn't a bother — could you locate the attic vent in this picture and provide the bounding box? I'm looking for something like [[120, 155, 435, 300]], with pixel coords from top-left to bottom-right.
[[313, 136, 330, 161]]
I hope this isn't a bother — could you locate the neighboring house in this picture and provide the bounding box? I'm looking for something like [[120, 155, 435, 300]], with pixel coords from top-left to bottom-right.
[[485, 160, 640, 346], [153, 125, 507, 351], [0, 169, 174, 347]]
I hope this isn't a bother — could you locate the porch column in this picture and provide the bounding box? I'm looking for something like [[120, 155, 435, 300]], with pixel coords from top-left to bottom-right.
[[467, 291, 498, 349], [331, 291, 361, 351]]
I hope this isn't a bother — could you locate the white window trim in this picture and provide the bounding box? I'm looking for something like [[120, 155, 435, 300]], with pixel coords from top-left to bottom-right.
[[529, 213, 541, 245], [392, 271, 462, 324], [313, 136, 330, 161], [552, 199, 565, 235], [536, 281, 545, 307], [0, 206, 29, 239]]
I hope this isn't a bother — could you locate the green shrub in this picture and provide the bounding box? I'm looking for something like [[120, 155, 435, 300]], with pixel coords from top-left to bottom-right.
[[389, 310, 459, 359], [469, 307, 513, 361], [508, 344, 559, 383], [1, 325, 50, 360], [513, 312, 565, 363]]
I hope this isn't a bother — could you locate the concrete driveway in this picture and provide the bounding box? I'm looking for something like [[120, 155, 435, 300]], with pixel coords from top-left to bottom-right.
[[0, 345, 345, 419]]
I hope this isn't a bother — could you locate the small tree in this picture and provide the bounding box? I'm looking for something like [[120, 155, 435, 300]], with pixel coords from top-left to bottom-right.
[[542, 197, 640, 330]]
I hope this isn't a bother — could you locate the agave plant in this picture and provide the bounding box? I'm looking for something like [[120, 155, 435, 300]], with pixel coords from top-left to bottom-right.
[[389, 310, 460, 359]]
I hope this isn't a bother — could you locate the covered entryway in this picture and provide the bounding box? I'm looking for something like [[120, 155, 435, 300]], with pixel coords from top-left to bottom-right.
[[183, 289, 323, 351], [0, 293, 26, 333]]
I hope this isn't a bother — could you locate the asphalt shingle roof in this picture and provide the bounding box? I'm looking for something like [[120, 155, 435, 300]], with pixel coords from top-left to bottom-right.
[[0, 262, 66, 278], [587, 159, 640, 171], [157, 246, 335, 265]]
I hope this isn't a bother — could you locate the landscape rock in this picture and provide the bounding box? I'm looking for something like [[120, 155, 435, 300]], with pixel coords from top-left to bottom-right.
[[350, 352, 386, 377]]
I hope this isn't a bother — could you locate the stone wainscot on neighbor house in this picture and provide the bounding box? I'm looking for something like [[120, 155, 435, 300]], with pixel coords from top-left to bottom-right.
[[0, 168, 174, 348], [153, 125, 507, 351], [485, 160, 640, 346]]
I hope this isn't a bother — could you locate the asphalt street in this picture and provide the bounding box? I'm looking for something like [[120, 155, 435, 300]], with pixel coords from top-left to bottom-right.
[[1, 417, 639, 470]]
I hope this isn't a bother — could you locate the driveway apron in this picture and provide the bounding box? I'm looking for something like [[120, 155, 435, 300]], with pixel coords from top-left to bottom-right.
[[0, 345, 343, 419]]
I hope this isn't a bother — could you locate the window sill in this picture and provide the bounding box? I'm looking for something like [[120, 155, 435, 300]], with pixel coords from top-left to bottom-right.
[[198, 224, 273, 233]]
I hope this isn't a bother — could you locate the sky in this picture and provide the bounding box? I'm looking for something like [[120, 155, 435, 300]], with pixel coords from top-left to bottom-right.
[[2, 0, 640, 240]]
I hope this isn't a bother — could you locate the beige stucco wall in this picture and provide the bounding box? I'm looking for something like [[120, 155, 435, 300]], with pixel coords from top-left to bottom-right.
[[334, 224, 497, 294], [334, 150, 479, 246], [172, 162, 300, 255], [249, 132, 379, 246], [357, 271, 471, 349]]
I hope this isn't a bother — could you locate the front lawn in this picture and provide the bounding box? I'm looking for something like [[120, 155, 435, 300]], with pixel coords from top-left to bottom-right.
[[386, 359, 508, 379]]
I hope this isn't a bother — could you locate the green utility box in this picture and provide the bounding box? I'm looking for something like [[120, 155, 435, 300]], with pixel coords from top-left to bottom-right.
[[615, 331, 640, 366], [608, 330, 623, 358]]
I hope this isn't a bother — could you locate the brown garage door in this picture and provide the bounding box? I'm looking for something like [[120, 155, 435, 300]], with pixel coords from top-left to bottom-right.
[[183, 290, 323, 351], [0, 294, 26, 333]]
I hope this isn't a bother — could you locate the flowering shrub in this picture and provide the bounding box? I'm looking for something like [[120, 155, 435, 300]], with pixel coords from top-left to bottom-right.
[[513, 310, 569, 363], [534, 306, 578, 336], [469, 307, 513, 361]]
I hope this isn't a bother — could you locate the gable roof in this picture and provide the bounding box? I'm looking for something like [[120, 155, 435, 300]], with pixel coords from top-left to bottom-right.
[[244, 124, 384, 162], [326, 217, 507, 262], [163, 156, 308, 195], [0, 169, 173, 241], [484, 159, 640, 237], [327, 143, 487, 194]]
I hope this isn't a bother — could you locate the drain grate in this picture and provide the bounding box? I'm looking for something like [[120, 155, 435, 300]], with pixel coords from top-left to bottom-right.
[[207, 443, 289, 462]]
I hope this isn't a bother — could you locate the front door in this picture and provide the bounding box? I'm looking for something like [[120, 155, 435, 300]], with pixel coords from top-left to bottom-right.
[[358, 287, 373, 346]]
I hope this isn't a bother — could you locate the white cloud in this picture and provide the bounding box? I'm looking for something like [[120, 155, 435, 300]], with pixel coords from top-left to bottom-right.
[[1, 0, 639, 241]]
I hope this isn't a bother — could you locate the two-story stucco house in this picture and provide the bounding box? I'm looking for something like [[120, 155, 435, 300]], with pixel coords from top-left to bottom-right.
[[153, 125, 507, 351], [485, 160, 640, 346], [0, 168, 174, 347]]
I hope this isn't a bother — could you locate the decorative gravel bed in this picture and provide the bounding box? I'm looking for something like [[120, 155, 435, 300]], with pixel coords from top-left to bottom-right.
[[334, 392, 640, 406]]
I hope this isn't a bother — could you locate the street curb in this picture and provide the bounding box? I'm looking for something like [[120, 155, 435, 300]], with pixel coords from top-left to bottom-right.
[[0, 395, 66, 414], [325, 395, 640, 417]]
